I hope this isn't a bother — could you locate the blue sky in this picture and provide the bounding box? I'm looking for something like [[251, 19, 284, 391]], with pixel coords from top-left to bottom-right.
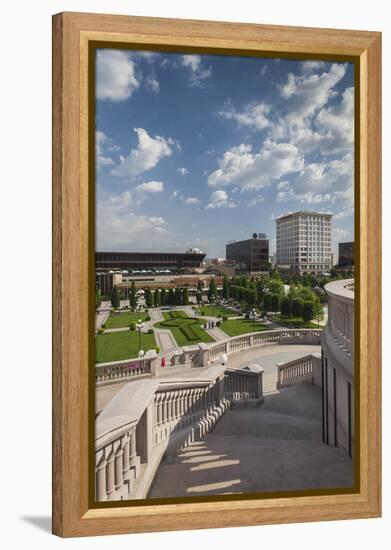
[[95, 49, 354, 258]]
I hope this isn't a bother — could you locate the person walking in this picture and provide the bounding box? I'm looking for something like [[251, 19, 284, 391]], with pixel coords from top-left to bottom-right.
[[161, 357, 166, 368]]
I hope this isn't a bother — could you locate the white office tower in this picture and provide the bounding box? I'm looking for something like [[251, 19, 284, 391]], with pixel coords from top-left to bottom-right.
[[276, 211, 332, 274]]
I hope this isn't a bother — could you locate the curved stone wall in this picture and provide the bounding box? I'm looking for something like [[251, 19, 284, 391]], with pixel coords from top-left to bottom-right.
[[321, 279, 355, 459]]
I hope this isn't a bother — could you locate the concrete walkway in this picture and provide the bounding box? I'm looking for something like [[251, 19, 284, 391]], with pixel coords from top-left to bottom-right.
[[155, 329, 178, 352], [205, 326, 229, 341], [95, 302, 110, 330], [149, 384, 354, 498]]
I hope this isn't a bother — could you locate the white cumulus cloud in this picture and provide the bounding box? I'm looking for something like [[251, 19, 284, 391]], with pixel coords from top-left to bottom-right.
[[111, 128, 175, 179], [177, 167, 189, 176], [145, 73, 160, 93], [96, 50, 140, 102], [181, 55, 212, 87], [208, 140, 303, 191], [182, 196, 200, 205], [218, 103, 271, 130], [96, 189, 168, 250], [280, 63, 347, 125], [206, 190, 236, 209]]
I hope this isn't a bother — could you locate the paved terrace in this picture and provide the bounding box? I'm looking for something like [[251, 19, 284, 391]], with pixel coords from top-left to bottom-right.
[[149, 384, 354, 498], [95, 344, 320, 412]]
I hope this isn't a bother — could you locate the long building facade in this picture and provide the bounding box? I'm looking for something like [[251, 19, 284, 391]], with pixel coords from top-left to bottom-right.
[[321, 279, 355, 458], [276, 211, 332, 274], [95, 250, 206, 272]]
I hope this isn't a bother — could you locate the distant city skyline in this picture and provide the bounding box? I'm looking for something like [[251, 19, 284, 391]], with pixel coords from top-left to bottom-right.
[[95, 49, 354, 257]]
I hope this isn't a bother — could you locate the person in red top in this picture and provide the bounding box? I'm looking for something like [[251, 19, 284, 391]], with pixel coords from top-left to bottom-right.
[[161, 357, 166, 368]]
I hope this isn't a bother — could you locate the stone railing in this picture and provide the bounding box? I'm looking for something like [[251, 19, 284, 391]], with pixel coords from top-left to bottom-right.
[[95, 365, 228, 501], [175, 329, 322, 367], [170, 346, 200, 367], [277, 353, 321, 389], [325, 279, 354, 357], [95, 363, 264, 502], [224, 365, 264, 407], [95, 350, 158, 386]]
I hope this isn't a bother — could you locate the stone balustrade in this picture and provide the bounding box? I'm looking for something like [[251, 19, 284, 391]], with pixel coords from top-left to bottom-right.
[[224, 365, 264, 405], [95, 349, 158, 386], [277, 353, 321, 389], [95, 363, 265, 502], [325, 279, 354, 357], [175, 329, 322, 368]]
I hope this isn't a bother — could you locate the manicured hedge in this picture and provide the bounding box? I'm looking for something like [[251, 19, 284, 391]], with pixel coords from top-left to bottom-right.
[[169, 310, 186, 319], [180, 325, 199, 341]]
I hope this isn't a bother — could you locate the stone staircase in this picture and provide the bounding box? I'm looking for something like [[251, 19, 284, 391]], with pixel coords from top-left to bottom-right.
[[149, 384, 354, 498]]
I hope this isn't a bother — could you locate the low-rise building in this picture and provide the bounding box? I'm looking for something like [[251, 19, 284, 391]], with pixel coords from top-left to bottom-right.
[[226, 233, 269, 272], [338, 242, 355, 268]]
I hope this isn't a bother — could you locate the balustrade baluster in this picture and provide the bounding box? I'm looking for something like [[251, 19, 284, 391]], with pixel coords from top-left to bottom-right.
[[114, 441, 124, 491], [105, 445, 115, 500], [96, 450, 107, 501]]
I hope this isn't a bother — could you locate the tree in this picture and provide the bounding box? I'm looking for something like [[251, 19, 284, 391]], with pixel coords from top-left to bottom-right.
[[160, 288, 167, 306], [266, 278, 284, 297], [182, 288, 189, 305], [256, 279, 266, 305], [145, 288, 153, 308], [129, 280, 137, 311], [263, 293, 272, 314], [208, 278, 217, 303], [196, 280, 204, 304], [222, 276, 230, 300], [167, 288, 175, 306], [303, 301, 315, 322], [174, 287, 182, 305], [313, 300, 324, 327], [245, 287, 257, 308], [111, 286, 120, 308], [95, 288, 102, 310], [280, 296, 292, 318], [270, 294, 280, 314], [291, 297, 304, 318], [154, 289, 161, 307]]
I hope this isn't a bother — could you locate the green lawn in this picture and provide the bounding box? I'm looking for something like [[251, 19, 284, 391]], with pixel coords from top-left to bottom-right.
[[95, 330, 157, 363], [154, 310, 215, 347], [197, 305, 238, 318], [104, 311, 148, 329], [272, 317, 320, 329], [220, 319, 269, 337]]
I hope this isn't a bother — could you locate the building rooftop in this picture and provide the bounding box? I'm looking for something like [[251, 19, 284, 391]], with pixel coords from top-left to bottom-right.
[[276, 210, 333, 221]]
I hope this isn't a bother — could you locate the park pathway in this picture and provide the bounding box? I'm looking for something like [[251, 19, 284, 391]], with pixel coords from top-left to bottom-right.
[[95, 302, 110, 330], [155, 330, 177, 353], [205, 326, 228, 341]]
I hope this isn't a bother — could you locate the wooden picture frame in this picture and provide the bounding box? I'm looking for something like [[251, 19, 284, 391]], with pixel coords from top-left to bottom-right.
[[52, 12, 381, 537]]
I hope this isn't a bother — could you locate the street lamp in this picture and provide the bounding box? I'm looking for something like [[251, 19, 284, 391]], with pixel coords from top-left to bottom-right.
[[138, 349, 145, 359], [250, 308, 257, 332], [136, 318, 144, 352]]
